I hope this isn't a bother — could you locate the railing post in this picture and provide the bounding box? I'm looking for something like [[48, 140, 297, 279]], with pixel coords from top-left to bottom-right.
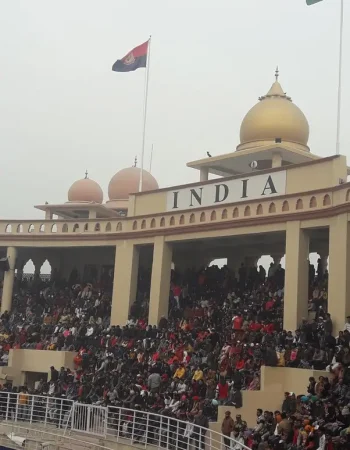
[[166, 417, 170, 450], [29, 395, 33, 424], [158, 414, 163, 449], [144, 412, 149, 448], [5, 392, 9, 421], [175, 420, 179, 450], [15, 393, 18, 423], [44, 397, 49, 426], [131, 409, 135, 442], [86, 405, 91, 434], [116, 407, 121, 442]]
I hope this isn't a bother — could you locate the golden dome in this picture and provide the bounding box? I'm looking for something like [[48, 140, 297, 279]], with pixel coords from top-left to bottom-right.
[[68, 175, 103, 204], [238, 71, 309, 150], [108, 167, 159, 200]]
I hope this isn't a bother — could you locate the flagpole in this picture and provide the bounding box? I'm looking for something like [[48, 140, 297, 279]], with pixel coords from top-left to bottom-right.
[[139, 36, 152, 192], [149, 143, 154, 173], [336, 0, 344, 155]]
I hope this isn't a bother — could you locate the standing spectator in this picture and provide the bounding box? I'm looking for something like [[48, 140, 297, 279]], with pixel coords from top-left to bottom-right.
[[18, 387, 29, 421], [148, 370, 161, 393], [221, 410, 235, 449], [50, 366, 58, 382], [193, 409, 208, 450]]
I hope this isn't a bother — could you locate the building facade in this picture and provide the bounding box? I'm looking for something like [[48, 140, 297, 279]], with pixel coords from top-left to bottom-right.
[[1, 73, 349, 334]]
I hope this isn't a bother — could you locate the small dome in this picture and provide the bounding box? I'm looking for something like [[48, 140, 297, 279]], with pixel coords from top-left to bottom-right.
[[108, 167, 158, 200], [68, 176, 103, 203], [238, 73, 309, 150]]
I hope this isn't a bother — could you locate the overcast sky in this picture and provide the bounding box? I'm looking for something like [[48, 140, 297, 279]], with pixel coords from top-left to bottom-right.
[[0, 0, 349, 220]]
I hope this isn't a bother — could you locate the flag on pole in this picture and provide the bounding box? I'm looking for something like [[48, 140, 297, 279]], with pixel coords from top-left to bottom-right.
[[306, 0, 323, 5], [112, 40, 148, 72]]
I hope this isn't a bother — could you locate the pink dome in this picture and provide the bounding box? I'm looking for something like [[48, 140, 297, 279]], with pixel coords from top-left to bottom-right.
[[108, 167, 159, 200], [68, 178, 103, 203]]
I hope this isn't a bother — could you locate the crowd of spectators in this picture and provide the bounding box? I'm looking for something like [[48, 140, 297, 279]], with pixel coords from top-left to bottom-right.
[[0, 258, 349, 448], [232, 365, 350, 449]]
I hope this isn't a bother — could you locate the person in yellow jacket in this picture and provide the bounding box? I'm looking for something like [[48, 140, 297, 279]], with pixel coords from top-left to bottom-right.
[[192, 367, 204, 381], [18, 388, 29, 420], [173, 364, 186, 379]]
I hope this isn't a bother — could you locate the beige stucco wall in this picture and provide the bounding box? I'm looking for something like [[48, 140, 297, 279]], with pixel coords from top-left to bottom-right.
[[132, 190, 167, 216], [286, 155, 347, 194], [215, 366, 330, 428], [6, 349, 75, 385]]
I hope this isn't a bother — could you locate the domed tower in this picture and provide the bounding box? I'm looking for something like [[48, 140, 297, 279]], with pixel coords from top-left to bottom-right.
[[67, 172, 103, 204], [187, 69, 319, 179], [237, 68, 310, 154], [106, 165, 159, 215]]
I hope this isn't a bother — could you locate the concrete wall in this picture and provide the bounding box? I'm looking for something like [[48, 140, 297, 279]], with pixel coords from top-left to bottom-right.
[[215, 366, 330, 428], [5, 350, 75, 386]]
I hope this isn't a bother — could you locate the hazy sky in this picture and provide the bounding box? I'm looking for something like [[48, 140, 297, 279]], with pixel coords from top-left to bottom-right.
[[0, 0, 349, 220]]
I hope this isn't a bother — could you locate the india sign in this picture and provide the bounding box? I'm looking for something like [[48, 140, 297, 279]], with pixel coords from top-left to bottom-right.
[[166, 171, 286, 211]]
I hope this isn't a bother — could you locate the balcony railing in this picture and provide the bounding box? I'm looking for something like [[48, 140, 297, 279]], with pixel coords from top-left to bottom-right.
[[0, 392, 250, 450]]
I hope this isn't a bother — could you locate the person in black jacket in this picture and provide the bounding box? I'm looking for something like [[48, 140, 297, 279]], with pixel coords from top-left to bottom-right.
[[50, 366, 58, 382], [193, 410, 209, 450]]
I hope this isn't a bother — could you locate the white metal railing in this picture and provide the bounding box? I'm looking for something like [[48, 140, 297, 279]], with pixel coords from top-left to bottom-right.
[[0, 424, 117, 450], [0, 392, 250, 449]]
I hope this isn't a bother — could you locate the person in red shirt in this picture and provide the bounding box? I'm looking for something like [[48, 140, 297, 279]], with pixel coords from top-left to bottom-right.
[[249, 321, 262, 332], [216, 376, 229, 403], [173, 285, 182, 308], [262, 322, 275, 334], [232, 316, 243, 330], [265, 299, 275, 310]]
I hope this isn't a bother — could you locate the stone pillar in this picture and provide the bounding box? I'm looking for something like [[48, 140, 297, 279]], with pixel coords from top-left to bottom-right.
[[319, 253, 328, 275], [272, 254, 283, 267], [284, 222, 309, 331], [272, 152, 282, 168], [16, 260, 26, 282], [227, 254, 241, 278], [328, 214, 350, 334], [32, 257, 46, 279], [149, 236, 173, 326], [244, 256, 256, 268], [45, 210, 53, 220], [111, 242, 139, 326], [1, 247, 17, 313], [89, 209, 97, 219], [200, 167, 209, 182]]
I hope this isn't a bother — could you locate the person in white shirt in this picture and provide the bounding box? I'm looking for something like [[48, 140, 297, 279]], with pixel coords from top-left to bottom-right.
[[344, 316, 350, 332], [0, 352, 9, 365], [231, 429, 245, 450], [86, 326, 94, 337], [317, 428, 326, 450]]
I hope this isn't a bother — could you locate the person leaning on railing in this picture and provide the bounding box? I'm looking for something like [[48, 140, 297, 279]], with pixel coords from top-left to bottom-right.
[[18, 387, 29, 421]]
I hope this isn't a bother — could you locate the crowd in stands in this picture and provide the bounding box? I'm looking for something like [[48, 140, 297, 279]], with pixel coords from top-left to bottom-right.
[[223, 367, 350, 449], [0, 257, 349, 448]]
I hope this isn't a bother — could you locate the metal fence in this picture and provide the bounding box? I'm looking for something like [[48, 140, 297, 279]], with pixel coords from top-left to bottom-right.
[[0, 392, 250, 450]]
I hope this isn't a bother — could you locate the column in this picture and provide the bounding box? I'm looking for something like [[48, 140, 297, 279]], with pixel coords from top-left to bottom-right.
[[16, 260, 25, 282], [272, 152, 282, 168], [318, 252, 328, 275], [1, 247, 17, 313], [271, 254, 283, 267], [111, 242, 139, 326], [200, 167, 209, 182], [45, 210, 53, 220], [32, 256, 45, 279], [284, 221, 309, 331], [149, 236, 173, 326], [328, 214, 350, 334], [227, 254, 241, 278]]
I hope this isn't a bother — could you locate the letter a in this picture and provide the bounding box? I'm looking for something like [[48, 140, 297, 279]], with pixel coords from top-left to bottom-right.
[[261, 176, 277, 195]]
